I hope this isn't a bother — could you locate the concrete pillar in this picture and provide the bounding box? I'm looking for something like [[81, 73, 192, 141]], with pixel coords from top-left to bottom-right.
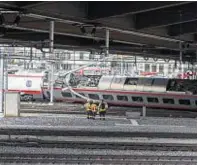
[[4, 92, 20, 117]]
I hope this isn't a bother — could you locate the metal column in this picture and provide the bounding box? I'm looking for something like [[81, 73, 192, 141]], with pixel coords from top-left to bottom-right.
[[0, 48, 4, 113], [105, 29, 109, 56], [105, 29, 109, 69], [121, 55, 124, 75], [73, 49, 76, 69], [4, 58, 8, 91], [179, 42, 183, 79], [49, 20, 54, 104]]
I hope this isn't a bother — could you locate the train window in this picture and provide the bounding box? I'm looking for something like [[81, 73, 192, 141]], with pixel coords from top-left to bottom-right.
[[46, 91, 51, 98], [152, 64, 157, 72], [145, 64, 150, 72], [88, 94, 99, 100], [125, 78, 138, 85], [147, 97, 159, 103], [117, 95, 128, 101], [132, 96, 143, 102], [179, 99, 190, 105], [159, 64, 164, 73], [163, 98, 174, 104], [144, 78, 154, 86], [76, 93, 85, 98], [61, 92, 72, 97], [103, 95, 114, 100]]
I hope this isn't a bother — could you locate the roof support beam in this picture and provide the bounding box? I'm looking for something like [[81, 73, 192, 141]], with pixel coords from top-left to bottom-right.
[[1, 28, 182, 58], [168, 21, 197, 36], [88, 1, 191, 20], [1, 32, 196, 62], [194, 33, 197, 42], [0, 2, 24, 11], [135, 2, 197, 29], [14, 2, 46, 8]]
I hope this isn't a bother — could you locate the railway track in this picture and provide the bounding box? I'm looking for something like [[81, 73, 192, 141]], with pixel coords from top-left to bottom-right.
[[20, 102, 125, 116], [0, 153, 196, 165], [0, 139, 196, 152], [20, 102, 196, 118], [0, 142, 196, 152], [0, 126, 196, 164]]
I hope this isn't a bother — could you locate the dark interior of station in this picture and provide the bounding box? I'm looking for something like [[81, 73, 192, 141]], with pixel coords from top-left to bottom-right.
[[0, 1, 197, 62], [0, 1, 197, 165]]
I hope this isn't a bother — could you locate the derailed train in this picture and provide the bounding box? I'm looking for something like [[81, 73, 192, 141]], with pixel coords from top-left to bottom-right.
[[6, 72, 197, 111], [43, 75, 197, 111]]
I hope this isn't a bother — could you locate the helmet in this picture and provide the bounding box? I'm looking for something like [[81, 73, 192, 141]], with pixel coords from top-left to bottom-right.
[[96, 101, 100, 106]]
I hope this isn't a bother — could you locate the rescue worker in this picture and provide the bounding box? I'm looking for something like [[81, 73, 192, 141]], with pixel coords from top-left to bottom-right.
[[91, 100, 98, 120], [84, 100, 93, 119], [98, 100, 107, 120]]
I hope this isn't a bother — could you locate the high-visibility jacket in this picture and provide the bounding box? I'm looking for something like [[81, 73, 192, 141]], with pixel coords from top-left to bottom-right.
[[91, 103, 97, 112], [99, 108, 106, 112], [85, 103, 92, 112], [99, 103, 106, 112]]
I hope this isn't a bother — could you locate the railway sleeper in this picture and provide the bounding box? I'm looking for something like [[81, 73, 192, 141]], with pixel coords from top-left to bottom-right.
[[0, 141, 196, 152]]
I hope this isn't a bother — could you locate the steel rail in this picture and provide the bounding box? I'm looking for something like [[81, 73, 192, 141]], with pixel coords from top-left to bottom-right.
[[0, 153, 196, 164], [0, 140, 196, 151]]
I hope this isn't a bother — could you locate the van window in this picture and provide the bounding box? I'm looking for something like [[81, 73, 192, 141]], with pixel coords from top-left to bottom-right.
[[117, 95, 128, 101], [88, 94, 99, 100], [103, 95, 114, 100], [147, 97, 159, 103], [132, 96, 143, 102], [179, 99, 190, 105], [61, 92, 72, 97], [163, 98, 174, 104]]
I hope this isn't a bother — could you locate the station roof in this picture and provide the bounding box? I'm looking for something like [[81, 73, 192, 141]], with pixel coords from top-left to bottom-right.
[[0, 1, 197, 62]]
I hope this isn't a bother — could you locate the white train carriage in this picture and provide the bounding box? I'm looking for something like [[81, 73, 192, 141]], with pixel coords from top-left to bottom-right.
[[7, 74, 45, 101], [43, 75, 197, 111]]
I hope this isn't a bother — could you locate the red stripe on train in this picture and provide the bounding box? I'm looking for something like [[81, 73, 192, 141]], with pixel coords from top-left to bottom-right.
[[6, 89, 42, 95], [8, 74, 43, 78], [72, 89, 197, 98], [55, 97, 197, 111], [42, 87, 196, 98]]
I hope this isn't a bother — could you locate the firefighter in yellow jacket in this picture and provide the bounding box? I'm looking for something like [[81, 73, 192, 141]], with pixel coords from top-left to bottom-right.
[[84, 100, 93, 119], [98, 100, 108, 120], [91, 101, 98, 120]]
